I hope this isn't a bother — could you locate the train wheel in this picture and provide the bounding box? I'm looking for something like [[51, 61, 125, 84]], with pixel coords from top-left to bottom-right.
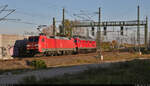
[[69, 51, 72, 55], [43, 52, 47, 56], [60, 51, 64, 55], [66, 51, 71, 55], [53, 52, 57, 56], [30, 53, 35, 57], [65, 51, 69, 55], [48, 52, 51, 56], [51, 52, 55, 56]]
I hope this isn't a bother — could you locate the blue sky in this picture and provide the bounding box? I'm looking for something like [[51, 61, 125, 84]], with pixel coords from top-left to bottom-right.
[[0, 0, 149, 34]]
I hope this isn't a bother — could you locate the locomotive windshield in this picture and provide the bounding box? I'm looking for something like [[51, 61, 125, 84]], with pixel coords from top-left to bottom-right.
[[28, 36, 39, 42]]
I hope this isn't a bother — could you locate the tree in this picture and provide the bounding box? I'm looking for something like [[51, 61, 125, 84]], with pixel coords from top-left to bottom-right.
[[112, 40, 118, 49], [64, 19, 73, 37]]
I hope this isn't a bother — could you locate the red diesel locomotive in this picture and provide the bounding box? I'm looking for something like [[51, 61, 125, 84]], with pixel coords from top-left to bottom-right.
[[26, 35, 96, 56]]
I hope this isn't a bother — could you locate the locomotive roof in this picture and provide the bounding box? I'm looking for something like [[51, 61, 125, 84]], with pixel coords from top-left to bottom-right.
[[73, 36, 95, 41], [28, 36, 39, 38], [74, 37, 95, 41], [28, 35, 71, 40], [29, 35, 95, 41], [47, 36, 70, 40]]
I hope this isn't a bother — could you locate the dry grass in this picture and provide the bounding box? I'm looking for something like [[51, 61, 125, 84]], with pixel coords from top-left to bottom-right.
[[0, 50, 150, 71]]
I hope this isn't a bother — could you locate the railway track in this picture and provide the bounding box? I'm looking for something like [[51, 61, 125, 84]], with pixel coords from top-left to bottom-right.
[[0, 52, 98, 70], [0, 51, 148, 71], [0, 52, 96, 62]]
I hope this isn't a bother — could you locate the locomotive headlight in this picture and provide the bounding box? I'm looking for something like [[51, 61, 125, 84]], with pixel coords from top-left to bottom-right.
[[26, 44, 30, 47]]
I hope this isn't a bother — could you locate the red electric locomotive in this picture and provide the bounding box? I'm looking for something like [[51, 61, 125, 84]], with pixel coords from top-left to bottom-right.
[[74, 37, 96, 53], [26, 35, 76, 56], [26, 35, 97, 56]]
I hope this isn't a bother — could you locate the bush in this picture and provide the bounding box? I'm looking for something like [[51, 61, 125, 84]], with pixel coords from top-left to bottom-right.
[[30, 60, 47, 69], [101, 42, 112, 51]]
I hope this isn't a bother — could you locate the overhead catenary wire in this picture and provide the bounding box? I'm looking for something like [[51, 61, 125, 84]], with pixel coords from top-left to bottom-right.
[[0, 4, 20, 22], [7, 20, 38, 25], [0, 5, 46, 27], [0, 9, 15, 21], [15, 11, 51, 19], [73, 9, 96, 22], [0, 5, 8, 14]]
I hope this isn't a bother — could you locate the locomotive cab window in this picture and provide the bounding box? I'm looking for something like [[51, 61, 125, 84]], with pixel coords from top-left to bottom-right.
[[29, 36, 39, 42]]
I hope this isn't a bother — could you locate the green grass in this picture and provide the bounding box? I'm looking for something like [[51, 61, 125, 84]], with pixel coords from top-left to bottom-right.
[[30, 60, 47, 69], [19, 59, 150, 84]]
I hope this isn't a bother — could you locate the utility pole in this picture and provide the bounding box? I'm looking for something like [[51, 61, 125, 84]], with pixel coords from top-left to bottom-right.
[[53, 17, 56, 36], [145, 16, 148, 48], [96, 7, 102, 60], [137, 5, 141, 54], [149, 32, 150, 48], [62, 8, 65, 35]]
